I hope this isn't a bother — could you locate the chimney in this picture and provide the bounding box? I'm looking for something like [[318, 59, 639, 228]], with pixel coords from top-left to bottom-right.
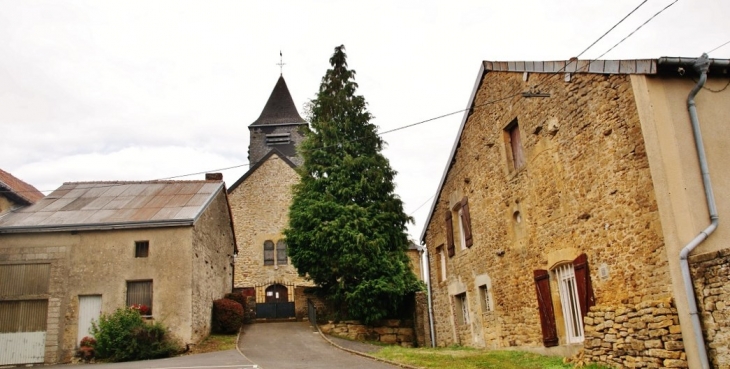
[[205, 173, 223, 181]]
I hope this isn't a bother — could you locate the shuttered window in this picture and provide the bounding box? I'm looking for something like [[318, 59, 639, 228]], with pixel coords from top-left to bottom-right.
[[276, 240, 288, 265], [126, 281, 152, 315], [263, 240, 275, 266], [444, 212, 455, 257], [460, 197, 473, 248], [534, 270, 558, 347], [0, 300, 48, 333]]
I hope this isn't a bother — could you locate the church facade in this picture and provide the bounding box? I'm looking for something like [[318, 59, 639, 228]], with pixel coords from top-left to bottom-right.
[[228, 75, 314, 319]]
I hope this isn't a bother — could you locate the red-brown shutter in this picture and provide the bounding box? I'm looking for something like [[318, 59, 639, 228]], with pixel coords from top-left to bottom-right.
[[445, 211, 455, 257], [534, 269, 559, 347], [460, 197, 473, 248], [573, 253, 595, 318]]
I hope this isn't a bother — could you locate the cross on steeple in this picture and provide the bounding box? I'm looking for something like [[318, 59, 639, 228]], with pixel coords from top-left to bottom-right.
[[277, 51, 286, 75]]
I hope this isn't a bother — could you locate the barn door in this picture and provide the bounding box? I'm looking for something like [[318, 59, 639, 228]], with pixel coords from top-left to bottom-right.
[[77, 296, 102, 345]]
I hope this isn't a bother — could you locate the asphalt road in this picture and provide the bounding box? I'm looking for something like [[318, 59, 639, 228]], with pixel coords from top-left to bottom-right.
[[239, 321, 399, 369], [39, 321, 397, 369]]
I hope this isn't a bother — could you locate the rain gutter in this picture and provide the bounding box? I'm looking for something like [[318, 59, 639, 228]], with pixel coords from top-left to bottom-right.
[[676, 53, 715, 369], [0, 219, 196, 234]]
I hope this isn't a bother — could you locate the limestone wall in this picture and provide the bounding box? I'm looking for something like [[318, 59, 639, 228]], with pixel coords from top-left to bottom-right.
[[319, 320, 415, 347], [423, 71, 671, 350], [690, 248, 730, 369], [583, 300, 686, 368], [190, 189, 236, 343], [229, 154, 313, 290]]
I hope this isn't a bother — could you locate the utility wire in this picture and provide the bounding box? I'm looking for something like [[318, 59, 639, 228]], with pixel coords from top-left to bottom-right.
[[408, 195, 435, 216], [595, 0, 680, 59], [708, 39, 730, 54], [575, 0, 648, 59]]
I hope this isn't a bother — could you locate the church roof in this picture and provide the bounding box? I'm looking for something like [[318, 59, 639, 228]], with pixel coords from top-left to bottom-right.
[[249, 75, 307, 127]]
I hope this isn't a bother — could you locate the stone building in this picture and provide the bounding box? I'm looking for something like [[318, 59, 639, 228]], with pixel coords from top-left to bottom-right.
[[420, 55, 730, 368], [0, 178, 236, 365], [228, 75, 313, 319], [0, 168, 44, 214]]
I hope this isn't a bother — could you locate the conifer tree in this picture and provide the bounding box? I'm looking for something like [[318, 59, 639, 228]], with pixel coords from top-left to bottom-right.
[[285, 45, 420, 324]]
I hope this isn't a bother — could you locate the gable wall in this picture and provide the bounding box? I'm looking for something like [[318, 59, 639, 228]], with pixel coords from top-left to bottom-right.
[[423, 71, 671, 352], [190, 190, 236, 343], [229, 154, 311, 288]]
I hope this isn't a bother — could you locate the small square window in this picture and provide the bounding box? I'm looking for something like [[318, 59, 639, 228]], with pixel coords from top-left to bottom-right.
[[135, 241, 149, 258]]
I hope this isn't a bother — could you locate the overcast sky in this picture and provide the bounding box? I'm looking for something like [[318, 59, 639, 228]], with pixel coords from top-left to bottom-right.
[[1, 0, 729, 239]]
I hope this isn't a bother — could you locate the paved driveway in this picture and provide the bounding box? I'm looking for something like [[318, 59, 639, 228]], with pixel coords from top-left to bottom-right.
[[41, 349, 256, 369], [239, 321, 399, 369]]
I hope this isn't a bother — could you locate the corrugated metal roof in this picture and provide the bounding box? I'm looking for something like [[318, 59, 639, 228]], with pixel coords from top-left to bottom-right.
[[483, 58, 658, 75], [0, 180, 224, 233]]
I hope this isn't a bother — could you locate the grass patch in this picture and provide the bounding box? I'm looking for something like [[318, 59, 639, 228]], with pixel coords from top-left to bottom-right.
[[188, 334, 238, 354], [372, 346, 610, 369]]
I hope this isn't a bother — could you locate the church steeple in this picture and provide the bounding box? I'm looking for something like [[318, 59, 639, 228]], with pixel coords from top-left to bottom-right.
[[249, 75, 307, 127], [247, 75, 308, 168]]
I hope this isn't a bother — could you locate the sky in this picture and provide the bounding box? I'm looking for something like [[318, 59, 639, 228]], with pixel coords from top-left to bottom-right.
[[1, 0, 729, 240]]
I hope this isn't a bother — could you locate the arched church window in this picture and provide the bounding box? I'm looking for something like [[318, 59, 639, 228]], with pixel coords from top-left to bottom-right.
[[276, 240, 288, 265], [263, 240, 274, 265]]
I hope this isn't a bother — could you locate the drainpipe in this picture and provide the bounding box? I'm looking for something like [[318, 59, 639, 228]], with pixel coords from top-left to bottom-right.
[[416, 243, 436, 347], [678, 53, 716, 369]]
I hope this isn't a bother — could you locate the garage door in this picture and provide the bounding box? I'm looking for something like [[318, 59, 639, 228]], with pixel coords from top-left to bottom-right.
[[0, 264, 50, 366]]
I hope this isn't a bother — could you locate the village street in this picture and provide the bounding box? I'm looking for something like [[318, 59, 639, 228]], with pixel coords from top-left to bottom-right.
[[40, 322, 398, 369]]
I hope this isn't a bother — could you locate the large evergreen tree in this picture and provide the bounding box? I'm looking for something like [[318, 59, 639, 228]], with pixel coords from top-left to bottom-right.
[[285, 45, 420, 324]]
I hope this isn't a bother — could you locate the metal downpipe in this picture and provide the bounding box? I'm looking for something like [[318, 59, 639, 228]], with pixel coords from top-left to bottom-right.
[[679, 53, 716, 369], [417, 244, 437, 347]]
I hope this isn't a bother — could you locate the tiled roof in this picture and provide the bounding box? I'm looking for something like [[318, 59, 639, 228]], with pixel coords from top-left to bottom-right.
[[0, 180, 224, 233], [0, 169, 45, 205], [249, 75, 307, 127]]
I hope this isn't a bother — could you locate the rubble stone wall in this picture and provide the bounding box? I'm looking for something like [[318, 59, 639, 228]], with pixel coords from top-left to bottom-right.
[[690, 248, 730, 369]]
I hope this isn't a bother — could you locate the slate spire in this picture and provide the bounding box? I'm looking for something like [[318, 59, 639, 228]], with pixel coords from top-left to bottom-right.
[[249, 75, 307, 127]]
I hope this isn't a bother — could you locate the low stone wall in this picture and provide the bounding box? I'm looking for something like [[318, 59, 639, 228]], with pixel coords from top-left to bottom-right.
[[583, 299, 687, 368], [319, 320, 415, 347], [690, 248, 730, 369]]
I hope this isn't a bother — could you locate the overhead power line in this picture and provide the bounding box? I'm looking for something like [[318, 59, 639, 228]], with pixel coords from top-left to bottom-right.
[[575, 0, 648, 59], [708, 39, 730, 54]]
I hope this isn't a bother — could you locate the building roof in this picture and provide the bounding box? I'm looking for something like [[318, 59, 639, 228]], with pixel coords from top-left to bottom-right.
[[227, 148, 297, 194], [419, 55, 730, 244], [0, 169, 45, 206], [249, 75, 307, 127], [0, 180, 225, 233]]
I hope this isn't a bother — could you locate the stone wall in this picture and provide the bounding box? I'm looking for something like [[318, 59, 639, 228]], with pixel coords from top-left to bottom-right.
[[690, 248, 730, 369], [229, 153, 313, 291], [422, 71, 671, 350], [190, 189, 237, 343], [582, 299, 686, 368], [414, 291, 429, 347], [320, 320, 415, 347]]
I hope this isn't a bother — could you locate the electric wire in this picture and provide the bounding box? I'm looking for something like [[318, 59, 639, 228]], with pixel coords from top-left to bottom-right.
[[574, 0, 648, 59], [708, 39, 730, 54]]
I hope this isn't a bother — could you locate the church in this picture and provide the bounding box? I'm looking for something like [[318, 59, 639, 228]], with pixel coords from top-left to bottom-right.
[[228, 74, 314, 319]]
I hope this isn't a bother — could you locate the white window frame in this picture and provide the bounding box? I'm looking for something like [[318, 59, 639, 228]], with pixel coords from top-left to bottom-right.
[[457, 208, 467, 250], [555, 263, 584, 343]]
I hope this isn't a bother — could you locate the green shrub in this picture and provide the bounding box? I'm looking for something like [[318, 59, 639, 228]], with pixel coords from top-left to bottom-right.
[[90, 307, 180, 362], [211, 298, 243, 334]]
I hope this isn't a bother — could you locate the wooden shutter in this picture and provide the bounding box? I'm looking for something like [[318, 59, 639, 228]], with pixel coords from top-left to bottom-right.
[[534, 270, 558, 347], [510, 124, 526, 169], [445, 211, 455, 257], [460, 197, 473, 248], [573, 253, 595, 318]]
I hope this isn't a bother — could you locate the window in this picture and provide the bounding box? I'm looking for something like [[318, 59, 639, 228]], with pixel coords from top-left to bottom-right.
[[127, 281, 152, 316], [479, 285, 492, 312], [555, 263, 584, 343], [276, 240, 288, 265], [436, 245, 446, 282], [455, 293, 469, 325], [505, 119, 525, 170], [446, 197, 473, 255], [263, 240, 275, 265], [533, 253, 595, 347], [265, 133, 291, 145], [135, 241, 149, 258]]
